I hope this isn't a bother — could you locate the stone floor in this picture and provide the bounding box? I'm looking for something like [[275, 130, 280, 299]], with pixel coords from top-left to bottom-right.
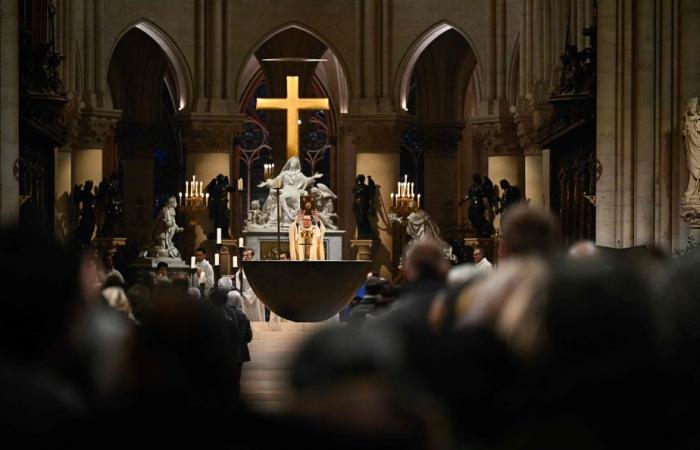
[[241, 321, 326, 413]]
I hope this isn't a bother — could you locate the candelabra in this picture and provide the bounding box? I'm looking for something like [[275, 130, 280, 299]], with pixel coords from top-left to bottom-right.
[[263, 163, 275, 179], [180, 174, 208, 213], [390, 175, 422, 219]]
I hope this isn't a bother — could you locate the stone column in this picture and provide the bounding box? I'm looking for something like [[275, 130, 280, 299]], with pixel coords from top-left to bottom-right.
[[0, 0, 18, 225], [525, 152, 544, 209], [472, 119, 521, 232], [179, 116, 235, 254], [422, 122, 464, 236], [54, 148, 72, 241], [344, 115, 407, 278], [72, 111, 119, 186], [115, 122, 160, 246]]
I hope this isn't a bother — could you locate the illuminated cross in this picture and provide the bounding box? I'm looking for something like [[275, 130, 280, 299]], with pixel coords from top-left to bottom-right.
[[256, 76, 329, 160]]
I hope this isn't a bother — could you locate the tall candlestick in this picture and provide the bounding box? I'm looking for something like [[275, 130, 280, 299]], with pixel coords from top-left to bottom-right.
[[216, 228, 222, 244], [190, 256, 196, 269], [214, 253, 220, 266], [233, 256, 238, 268], [238, 237, 244, 248]]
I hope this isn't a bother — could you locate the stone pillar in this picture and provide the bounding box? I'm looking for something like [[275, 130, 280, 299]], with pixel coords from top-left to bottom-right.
[[525, 152, 544, 209], [472, 119, 521, 232], [0, 0, 19, 225], [422, 122, 464, 236], [179, 116, 235, 254], [344, 115, 407, 278], [54, 148, 72, 241], [72, 111, 119, 185], [71, 149, 102, 187], [116, 122, 160, 247]]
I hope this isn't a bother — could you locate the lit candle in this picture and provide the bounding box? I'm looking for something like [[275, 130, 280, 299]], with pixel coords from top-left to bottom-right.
[[238, 178, 243, 190], [185, 181, 189, 197], [178, 192, 182, 205], [199, 182, 203, 197], [404, 174, 408, 184], [205, 192, 209, 204], [238, 237, 244, 248], [216, 228, 222, 244], [190, 256, 196, 269], [410, 182, 414, 196], [232, 256, 238, 268], [397, 182, 401, 196], [417, 194, 421, 209], [390, 193, 394, 207], [214, 253, 220, 266]]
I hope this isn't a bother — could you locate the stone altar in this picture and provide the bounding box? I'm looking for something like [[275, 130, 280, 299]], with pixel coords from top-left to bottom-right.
[[243, 229, 345, 261]]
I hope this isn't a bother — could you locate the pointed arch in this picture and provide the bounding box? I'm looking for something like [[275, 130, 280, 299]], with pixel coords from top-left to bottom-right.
[[108, 19, 193, 112], [394, 20, 484, 112], [235, 22, 352, 114]]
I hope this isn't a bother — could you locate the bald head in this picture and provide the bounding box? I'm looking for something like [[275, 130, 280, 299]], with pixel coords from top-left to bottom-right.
[[568, 240, 599, 259]]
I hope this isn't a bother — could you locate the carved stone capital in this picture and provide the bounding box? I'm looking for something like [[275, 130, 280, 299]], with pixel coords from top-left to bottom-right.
[[341, 114, 411, 153], [74, 108, 121, 149], [420, 122, 464, 156], [177, 114, 238, 153], [471, 118, 520, 156]]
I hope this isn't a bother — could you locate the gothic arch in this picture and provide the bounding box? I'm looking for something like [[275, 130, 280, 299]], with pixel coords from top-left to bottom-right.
[[107, 19, 194, 112], [394, 20, 484, 113], [235, 22, 352, 114]]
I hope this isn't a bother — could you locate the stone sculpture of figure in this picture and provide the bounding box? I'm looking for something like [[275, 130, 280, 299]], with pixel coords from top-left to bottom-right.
[[497, 179, 523, 219], [257, 156, 323, 226], [460, 174, 493, 238], [682, 97, 700, 202], [96, 171, 123, 237], [149, 196, 184, 258], [73, 180, 97, 248], [352, 174, 377, 239], [248, 200, 267, 225], [206, 174, 235, 238], [311, 183, 338, 230], [404, 209, 452, 258]]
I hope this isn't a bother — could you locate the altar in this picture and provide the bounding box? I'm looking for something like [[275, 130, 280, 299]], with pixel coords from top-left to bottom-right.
[[243, 229, 345, 261]]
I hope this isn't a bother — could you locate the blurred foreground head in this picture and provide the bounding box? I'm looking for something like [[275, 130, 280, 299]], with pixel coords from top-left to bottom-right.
[[404, 240, 449, 283], [500, 205, 556, 259], [0, 226, 81, 360]]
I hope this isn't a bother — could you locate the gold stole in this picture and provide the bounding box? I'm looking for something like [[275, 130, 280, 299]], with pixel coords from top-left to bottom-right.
[[300, 228, 313, 260]]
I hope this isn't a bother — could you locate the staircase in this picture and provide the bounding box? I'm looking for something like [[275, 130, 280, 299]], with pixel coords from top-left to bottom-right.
[[241, 322, 325, 413]]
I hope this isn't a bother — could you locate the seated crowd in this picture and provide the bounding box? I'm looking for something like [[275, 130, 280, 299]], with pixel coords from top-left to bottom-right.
[[2, 204, 700, 449]]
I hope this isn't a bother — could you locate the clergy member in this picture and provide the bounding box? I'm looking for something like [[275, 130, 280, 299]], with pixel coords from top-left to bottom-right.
[[236, 248, 267, 322], [195, 247, 215, 296], [473, 247, 494, 273], [289, 209, 326, 260]]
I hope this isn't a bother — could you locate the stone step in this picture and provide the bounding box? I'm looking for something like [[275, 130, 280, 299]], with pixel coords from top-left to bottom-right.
[[240, 379, 290, 392], [248, 339, 305, 353], [249, 350, 295, 363], [242, 390, 292, 403]]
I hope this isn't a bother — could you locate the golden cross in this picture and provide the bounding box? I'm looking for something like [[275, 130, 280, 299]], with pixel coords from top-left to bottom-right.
[[256, 76, 329, 160]]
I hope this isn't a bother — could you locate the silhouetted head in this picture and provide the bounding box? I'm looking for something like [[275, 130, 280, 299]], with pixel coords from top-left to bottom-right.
[[405, 240, 448, 283], [500, 204, 556, 259]]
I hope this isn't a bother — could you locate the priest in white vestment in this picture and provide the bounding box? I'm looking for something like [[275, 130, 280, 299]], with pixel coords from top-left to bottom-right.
[[288, 210, 326, 261], [236, 248, 267, 322]]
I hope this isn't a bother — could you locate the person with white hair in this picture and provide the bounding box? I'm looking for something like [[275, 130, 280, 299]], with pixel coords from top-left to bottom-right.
[[223, 290, 252, 382], [217, 276, 233, 292], [187, 287, 201, 300], [568, 240, 599, 259]]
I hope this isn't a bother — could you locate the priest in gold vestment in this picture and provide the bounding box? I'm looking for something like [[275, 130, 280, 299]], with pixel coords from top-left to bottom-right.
[[288, 209, 326, 260]]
